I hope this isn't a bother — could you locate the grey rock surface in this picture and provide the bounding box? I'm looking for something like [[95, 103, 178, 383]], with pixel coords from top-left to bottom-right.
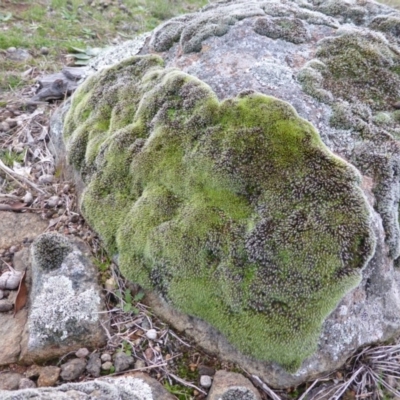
[[19, 233, 108, 363], [0, 374, 177, 400], [49, 0, 400, 389], [18, 378, 36, 390], [207, 371, 261, 400], [114, 352, 134, 373], [0, 373, 23, 391], [86, 353, 101, 378], [60, 359, 87, 381], [0, 212, 47, 249]]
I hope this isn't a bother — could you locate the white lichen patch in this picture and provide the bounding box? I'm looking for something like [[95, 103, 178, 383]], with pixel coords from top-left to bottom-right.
[[28, 275, 100, 348]]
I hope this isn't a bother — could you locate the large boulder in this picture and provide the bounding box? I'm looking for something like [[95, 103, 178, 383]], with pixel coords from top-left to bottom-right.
[[51, 0, 400, 388]]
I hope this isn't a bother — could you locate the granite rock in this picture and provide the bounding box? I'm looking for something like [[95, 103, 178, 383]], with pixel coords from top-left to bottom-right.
[[50, 0, 400, 388]]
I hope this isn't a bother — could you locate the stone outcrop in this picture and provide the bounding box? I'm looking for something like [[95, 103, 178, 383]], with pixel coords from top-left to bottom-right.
[[50, 0, 400, 388]]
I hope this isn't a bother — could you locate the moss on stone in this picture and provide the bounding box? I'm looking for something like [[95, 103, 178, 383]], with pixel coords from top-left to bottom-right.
[[32, 233, 72, 271], [64, 55, 375, 372], [314, 29, 400, 110], [254, 17, 310, 44]]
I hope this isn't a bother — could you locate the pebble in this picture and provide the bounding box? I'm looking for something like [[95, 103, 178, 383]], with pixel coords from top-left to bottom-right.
[[60, 358, 87, 381], [7, 47, 16, 53], [9, 246, 18, 254], [38, 174, 54, 185], [23, 191, 33, 205], [86, 353, 101, 378], [114, 352, 134, 373], [40, 47, 49, 55], [198, 365, 216, 376], [101, 361, 113, 371], [105, 277, 117, 291], [37, 366, 60, 387], [18, 378, 36, 389], [46, 195, 59, 208], [75, 347, 90, 358], [101, 353, 111, 362], [146, 329, 157, 340], [200, 375, 212, 388], [134, 359, 146, 370]]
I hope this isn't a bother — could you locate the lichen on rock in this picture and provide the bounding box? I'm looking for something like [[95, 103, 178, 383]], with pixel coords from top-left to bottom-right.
[[63, 54, 375, 372]]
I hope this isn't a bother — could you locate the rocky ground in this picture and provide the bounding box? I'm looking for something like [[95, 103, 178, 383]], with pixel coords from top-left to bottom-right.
[[1, 0, 400, 399]]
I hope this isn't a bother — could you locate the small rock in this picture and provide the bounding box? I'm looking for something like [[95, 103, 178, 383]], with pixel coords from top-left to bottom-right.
[[60, 358, 87, 381], [37, 366, 60, 387], [75, 348, 89, 358], [198, 365, 216, 376], [114, 352, 134, 373], [46, 195, 59, 208], [101, 353, 111, 362], [23, 192, 33, 205], [200, 375, 212, 388], [38, 174, 54, 185], [101, 361, 113, 371], [0, 301, 13, 312], [0, 372, 23, 390], [207, 371, 262, 400], [7, 47, 16, 53], [40, 47, 49, 55], [86, 353, 101, 378], [69, 214, 80, 223], [0, 122, 10, 132], [105, 277, 117, 291], [145, 329, 157, 340], [134, 359, 146, 370], [9, 246, 18, 254], [18, 378, 36, 389]]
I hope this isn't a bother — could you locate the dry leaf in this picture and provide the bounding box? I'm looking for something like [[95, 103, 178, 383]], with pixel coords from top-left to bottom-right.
[[14, 270, 27, 317]]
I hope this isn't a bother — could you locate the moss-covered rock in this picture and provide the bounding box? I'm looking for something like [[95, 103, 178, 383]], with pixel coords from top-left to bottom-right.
[[313, 29, 400, 111], [64, 55, 375, 372], [254, 16, 310, 44]]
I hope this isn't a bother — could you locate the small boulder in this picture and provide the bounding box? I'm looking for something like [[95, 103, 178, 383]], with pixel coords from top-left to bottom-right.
[[0, 373, 23, 390], [86, 353, 101, 378], [114, 352, 134, 373], [60, 358, 87, 381], [19, 233, 108, 364], [37, 366, 60, 387]]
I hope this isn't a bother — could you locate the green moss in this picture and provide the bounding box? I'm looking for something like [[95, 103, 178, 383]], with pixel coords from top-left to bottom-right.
[[64, 55, 375, 372], [313, 30, 400, 110]]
